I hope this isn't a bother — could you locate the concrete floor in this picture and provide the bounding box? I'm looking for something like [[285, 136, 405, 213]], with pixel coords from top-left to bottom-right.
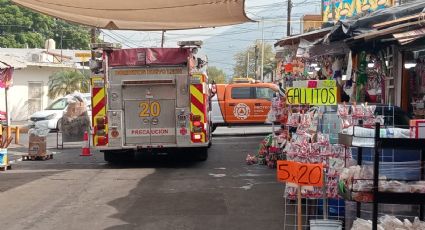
[[0, 135, 286, 230]]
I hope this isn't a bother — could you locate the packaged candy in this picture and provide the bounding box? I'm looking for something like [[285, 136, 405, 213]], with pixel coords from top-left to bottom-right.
[[352, 104, 364, 118], [300, 113, 311, 128], [337, 103, 350, 117], [245, 154, 257, 165], [317, 132, 330, 146], [363, 104, 376, 118], [363, 117, 376, 128], [287, 113, 300, 127], [341, 115, 353, 129]]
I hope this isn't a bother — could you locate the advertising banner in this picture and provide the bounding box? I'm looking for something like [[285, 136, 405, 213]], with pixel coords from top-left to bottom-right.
[[322, 0, 394, 22]]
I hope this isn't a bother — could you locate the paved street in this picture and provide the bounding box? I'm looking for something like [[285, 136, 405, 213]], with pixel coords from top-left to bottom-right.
[[0, 134, 285, 230]]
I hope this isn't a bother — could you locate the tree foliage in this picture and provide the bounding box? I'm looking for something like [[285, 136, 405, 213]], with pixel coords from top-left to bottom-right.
[[233, 41, 275, 80], [207, 66, 227, 83], [47, 69, 89, 99], [0, 0, 92, 49]]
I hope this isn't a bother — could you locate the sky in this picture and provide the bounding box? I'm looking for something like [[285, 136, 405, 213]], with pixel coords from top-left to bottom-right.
[[100, 0, 322, 75]]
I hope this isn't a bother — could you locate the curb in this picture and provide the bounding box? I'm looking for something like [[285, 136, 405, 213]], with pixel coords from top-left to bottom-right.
[[212, 132, 270, 137]]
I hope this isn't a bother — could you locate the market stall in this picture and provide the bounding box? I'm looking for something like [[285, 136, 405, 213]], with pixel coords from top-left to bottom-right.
[[0, 61, 16, 170]]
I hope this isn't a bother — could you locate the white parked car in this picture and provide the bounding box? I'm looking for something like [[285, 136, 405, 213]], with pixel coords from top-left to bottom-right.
[[29, 93, 91, 130]]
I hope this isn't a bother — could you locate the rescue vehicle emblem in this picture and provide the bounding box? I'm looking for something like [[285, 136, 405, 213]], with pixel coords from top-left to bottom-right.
[[233, 103, 250, 120]]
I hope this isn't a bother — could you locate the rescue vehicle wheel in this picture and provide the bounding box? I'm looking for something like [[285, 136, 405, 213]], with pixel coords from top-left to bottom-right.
[[195, 147, 208, 161]]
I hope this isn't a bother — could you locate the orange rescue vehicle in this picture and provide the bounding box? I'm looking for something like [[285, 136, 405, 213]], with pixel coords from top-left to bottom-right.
[[211, 80, 278, 131]]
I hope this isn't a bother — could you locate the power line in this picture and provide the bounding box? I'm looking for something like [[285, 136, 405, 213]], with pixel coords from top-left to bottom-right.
[[101, 31, 135, 48]]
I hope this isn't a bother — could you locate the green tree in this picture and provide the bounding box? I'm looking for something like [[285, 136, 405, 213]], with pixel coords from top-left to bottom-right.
[[233, 41, 275, 80], [47, 69, 89, 99], [207, 66, 227, 83], [0, 0, 92, 49]]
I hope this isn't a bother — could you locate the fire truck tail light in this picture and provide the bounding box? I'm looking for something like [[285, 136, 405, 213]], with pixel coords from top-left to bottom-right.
[[193, 121, 201, 127], [192, 126, 203, 133], [96, 117, 107, 124], [96, 129, 106, 136], [194, 134, 201, 140], [192, 115, 201, 121], [96, 124, 106, 130], [97, 136, 107, 146]]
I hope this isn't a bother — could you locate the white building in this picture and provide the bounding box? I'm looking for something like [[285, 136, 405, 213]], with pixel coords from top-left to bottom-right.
[[0, 41, 90, 122]]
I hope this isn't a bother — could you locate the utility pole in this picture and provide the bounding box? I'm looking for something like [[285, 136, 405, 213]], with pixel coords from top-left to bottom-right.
[[90, 28, 97, 60], [246, 51, 249, 78], [260, 19, 265, 82], [254, 45, 258, 80], [287, 0, 292, 36]]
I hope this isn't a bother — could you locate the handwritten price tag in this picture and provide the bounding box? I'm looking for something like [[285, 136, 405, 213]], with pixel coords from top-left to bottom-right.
[[277, 160, 324, 187]]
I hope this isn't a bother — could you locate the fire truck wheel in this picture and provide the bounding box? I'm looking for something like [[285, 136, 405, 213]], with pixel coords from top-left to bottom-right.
[[195, 147, 208, 161]]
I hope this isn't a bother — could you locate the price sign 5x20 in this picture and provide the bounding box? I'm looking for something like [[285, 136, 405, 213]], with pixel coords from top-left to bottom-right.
[[277, 160, 324, 187]]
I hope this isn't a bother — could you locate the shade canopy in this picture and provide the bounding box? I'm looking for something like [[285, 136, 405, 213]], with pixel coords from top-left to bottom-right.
[[12, 0, 252, 30]]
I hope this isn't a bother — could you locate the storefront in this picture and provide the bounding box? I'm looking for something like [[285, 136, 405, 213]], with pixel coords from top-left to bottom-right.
[[266, 1, 425, 229]]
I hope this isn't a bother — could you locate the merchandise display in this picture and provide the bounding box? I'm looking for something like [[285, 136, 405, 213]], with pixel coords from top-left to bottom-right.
[[338, 120, 425, 229], [338, 164, 425, 202], [351, 216, 425, 230]]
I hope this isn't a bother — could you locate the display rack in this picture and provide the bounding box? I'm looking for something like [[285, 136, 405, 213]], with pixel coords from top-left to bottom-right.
[[371, 123, 425, 230], [340, 123, 425, 230]]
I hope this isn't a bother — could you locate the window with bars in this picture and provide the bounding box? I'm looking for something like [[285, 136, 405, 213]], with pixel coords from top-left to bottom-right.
[[28, 81, 44, 115]]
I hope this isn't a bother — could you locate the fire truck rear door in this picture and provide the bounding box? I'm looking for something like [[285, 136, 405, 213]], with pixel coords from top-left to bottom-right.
[[123, 81, 177, 146]]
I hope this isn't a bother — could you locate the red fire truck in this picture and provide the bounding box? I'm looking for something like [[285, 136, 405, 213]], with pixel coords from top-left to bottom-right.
[[89, 42, 212, 162]]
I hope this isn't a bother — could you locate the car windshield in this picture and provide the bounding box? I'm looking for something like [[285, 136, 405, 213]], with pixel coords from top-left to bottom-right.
[[45, 98, 68, 110]]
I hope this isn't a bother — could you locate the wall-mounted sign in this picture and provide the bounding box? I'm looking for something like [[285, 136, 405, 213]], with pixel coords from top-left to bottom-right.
[[322, 0, 393, 23]]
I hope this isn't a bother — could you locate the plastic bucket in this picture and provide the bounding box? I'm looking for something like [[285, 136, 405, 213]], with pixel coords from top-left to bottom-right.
[[310, 219, 342, 230]]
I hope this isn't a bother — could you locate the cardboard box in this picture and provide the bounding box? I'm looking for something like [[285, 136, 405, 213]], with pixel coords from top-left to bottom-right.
[[410, 119, 425, 139], [29, 133, 46, 143], [28, 142, 47, 156], [29, 133, 47, 156]]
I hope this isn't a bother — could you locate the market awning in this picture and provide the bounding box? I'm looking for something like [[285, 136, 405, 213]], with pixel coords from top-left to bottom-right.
[[11, 0, 252, 30], [309, 41, 350, 57], [274, 27, 332, 47]]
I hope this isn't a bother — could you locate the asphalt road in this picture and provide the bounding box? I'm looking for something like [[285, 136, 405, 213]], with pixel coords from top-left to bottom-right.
[[0, 136, 286, 230]]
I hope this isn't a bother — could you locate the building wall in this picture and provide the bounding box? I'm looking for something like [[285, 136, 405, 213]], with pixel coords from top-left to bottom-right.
[[0, 66, 66, 122], [302, 15, 322, 33]]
